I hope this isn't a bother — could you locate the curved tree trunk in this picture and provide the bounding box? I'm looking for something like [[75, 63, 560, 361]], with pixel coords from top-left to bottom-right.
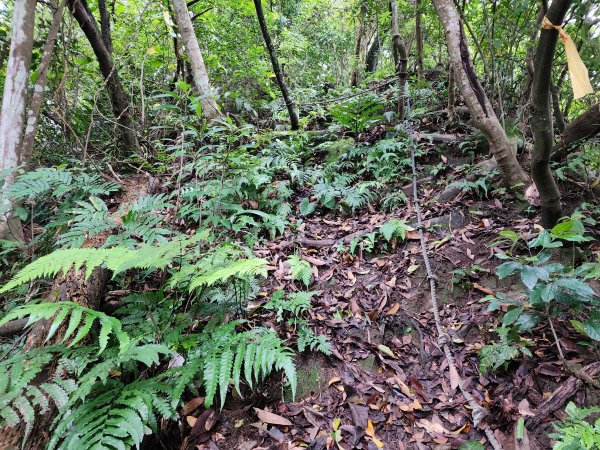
[[171, 0, 223, 121], [551, 101, 600, 161], [531, 0, 571, 228], [253, 0, 299, 130], [432, 0, 528, 188], [390, 0, 408, 119], [21, 0, 67, 168], [0, 0, 36, 242], [68, 0, 139, 155]]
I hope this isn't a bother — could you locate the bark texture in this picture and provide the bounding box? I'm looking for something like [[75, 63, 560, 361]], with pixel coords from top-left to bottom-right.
[[432, 0, 528, 187], [171, 0, 223, 121], [253, 0, 300, 130], [552, 102, 600, 161], [68, 0, 139, 154], [390, 0, 408, 119], [21, 0, 67, 167], [531, 0, 571, 228], [0, 0, 37, 241]]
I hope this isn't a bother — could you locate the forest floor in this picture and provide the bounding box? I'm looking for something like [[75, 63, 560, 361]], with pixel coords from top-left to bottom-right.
[[140, 115, 600, 450]]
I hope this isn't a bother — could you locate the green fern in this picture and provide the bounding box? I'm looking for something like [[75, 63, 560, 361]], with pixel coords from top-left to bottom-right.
[[49, 378, 174, 450], [264, 290, 316, 322], [288, 255, 312, 287], [175, 322, 297, 409], [0, 302, 130, 353], [0, 231, 209, 292], [0, 348, 77, 438], [379, 219, 410, 242]]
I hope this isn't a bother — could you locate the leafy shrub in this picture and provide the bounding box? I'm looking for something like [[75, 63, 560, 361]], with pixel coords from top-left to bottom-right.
[[481, 214, 599, 372]]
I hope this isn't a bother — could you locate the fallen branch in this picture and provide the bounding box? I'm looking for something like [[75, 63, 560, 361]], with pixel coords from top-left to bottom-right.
[[526, 362, 600, 428], [0, 319, 29, 337]]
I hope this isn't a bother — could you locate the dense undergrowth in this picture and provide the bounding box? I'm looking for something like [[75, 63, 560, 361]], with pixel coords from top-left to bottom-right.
[[1, 79, 599, 449]]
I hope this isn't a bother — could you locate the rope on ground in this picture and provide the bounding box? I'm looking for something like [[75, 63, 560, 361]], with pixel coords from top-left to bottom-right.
[[404, 83, 503, 450]]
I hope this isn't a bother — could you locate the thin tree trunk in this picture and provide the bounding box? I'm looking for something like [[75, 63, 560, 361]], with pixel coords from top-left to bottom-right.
[[0, 0, 36, 242], [391, 0, 408, 119], [551, 102, 600, 161], [350, 1, 367, 87], [21, 0, 67, 167], [448, 66, 455, 119], [432, 0, 528, 187], [531, 0, 571, 228], [415, 0, 424, 78], [68, 0, 139, 155], [365, 33, 380, 73], [171, 0, 223, 121], [97, 0, 114, 53], [253, 0, 299, 130]]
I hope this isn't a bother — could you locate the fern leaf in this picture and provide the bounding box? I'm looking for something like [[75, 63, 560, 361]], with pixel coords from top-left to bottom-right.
[[203, 356, 219, 409], [69, 314, 96, 347], [62, 308, 83, 343], [243, 342, 256, 390], [97, 320, 113, 354], [232, 340, 246, 396], [41, 382, 69, 409], [288, 255, 312, 287], [219, 349, 234, 407]]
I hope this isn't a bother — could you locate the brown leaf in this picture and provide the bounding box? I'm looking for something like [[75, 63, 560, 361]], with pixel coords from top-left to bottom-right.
[[449, 362, 461, 390], [254, 408, 292, 427], [417, 419, 450, 435], [182, 397, 205, 415], [387, 303, 400, 315], [187, 416, 197, 428]]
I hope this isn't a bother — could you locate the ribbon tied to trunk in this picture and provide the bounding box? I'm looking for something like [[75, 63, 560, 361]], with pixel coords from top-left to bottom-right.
[[542, 16, 594, 99]]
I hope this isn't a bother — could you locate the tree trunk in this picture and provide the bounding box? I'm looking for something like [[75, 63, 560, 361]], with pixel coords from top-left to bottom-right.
[[531, 0, 571, 228], [0, 0, 36, 242], [390, 0, 408, 119], [432, 0, 528, 188], [68, 0, 139, 155], [97, 0, 114, 53], [365, 33, 380, 73], [253, 0, 299, 130], [415, 0, 424, 78], [448, 66, 455, 119], [350, 1, 367, 87], [20, 0, 67, 168], [171, 0, 223, 121], [552, 101, 600, 161]]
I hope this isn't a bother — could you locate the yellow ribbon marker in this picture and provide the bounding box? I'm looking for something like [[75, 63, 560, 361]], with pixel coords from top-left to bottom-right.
[[542, 16, 594, 99]]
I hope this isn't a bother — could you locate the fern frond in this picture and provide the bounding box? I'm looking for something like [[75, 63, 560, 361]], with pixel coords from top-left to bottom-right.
[[0, 302, 128, 354], [288, 255, 312, 287]]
